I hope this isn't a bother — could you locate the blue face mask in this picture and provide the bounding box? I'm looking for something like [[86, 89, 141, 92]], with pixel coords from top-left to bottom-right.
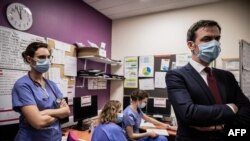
[[197, 40, 221, 63], [33, 59, 50, 73], [116, 113, 123, 123]]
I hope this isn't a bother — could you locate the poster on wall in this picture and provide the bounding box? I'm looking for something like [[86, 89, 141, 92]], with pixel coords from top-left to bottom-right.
[[124, 78, 138, 88], [139, 56, 154, 77], [176, 53, 191, 67], [124, 56, 138, 88], [0, 69, 27, 125], [0, 26, 46, 70], [139, 78, 154, 90]]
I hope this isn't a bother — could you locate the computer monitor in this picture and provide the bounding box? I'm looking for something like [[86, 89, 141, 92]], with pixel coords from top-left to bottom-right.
[[73, 95, 98, 130], [146, 97, 171, 118], [123, 95, 147, 113], [123, 95, 131, 110]]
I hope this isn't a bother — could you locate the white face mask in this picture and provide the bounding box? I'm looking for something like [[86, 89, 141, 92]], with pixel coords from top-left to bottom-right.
[[139, 102, 147, 109]]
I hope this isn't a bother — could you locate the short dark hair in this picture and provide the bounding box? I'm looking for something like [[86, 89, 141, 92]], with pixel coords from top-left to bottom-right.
[[130, 90, 149, 101], [187, 20, 221, 42], [22, 42, 48, 63]]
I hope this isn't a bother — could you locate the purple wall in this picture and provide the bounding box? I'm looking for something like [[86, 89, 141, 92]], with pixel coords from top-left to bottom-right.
[[0, 0, 112, 109]]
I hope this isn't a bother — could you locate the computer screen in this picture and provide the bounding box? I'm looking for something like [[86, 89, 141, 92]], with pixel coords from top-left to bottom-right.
[[146, 98, 171, 117], [73, 95, 98, 130], [123, 95, 147, 113], [123, 95, 131, 110]]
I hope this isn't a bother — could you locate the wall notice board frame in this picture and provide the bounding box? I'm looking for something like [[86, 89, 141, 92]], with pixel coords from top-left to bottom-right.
[[221, 58, 240, 83], [124, 55, 176, 98], [240, 39, 250, 99]]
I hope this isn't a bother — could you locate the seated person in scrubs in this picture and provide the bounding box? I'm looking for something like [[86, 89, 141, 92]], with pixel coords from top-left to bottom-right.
[[91, 100, 127, 141], [12, 42, 70, 141], [123, 90, 170, 141]]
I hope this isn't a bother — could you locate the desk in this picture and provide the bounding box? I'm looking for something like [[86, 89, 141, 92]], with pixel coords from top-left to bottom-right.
[[63, 125, 177, 141], [140, 125, 177, 141]]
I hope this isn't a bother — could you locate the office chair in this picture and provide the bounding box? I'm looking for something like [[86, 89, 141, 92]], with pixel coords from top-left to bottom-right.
[[67, 130, 80, 141]]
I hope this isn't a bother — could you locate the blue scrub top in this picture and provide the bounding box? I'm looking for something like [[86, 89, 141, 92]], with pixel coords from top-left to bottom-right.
[[123, 106, 168, 141], [91, 122, 127, 141], [123, 106, 144, 133], [12, 74, 63, 141]]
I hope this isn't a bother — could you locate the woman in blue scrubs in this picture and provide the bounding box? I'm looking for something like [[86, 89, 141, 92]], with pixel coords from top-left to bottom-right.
[[91, 100, 127, 141], [12, 42, 70, 141], [123, 90, 170, 141]]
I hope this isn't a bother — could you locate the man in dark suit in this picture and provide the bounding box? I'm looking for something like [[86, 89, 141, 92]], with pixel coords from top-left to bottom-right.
[[166, 20, 250, 141]]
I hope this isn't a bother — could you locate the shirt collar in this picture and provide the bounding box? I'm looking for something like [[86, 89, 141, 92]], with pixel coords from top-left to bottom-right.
[[189, 59, 206, 74]]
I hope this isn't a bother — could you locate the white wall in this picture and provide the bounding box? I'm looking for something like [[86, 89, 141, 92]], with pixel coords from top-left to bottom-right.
[[110, 0, 250, 101]]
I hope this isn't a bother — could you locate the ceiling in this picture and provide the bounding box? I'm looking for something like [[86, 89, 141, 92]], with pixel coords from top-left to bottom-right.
[[83, 0, 225, 20]]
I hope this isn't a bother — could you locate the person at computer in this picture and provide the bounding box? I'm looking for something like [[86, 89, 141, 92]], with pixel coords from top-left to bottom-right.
[[91, 100, 127, 141], [165, 20, 250, 141], [123, 90, 170, 141], [12, 42, 70, 141]]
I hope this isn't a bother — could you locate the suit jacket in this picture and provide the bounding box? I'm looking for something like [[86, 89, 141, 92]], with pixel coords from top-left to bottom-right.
[[166, 63, 250, 141]]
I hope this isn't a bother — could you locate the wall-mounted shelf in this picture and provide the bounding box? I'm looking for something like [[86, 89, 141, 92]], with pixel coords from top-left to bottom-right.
[[79, 55, 121, 65], [77, 76, 124, 80], [77, 47, 121, 65]]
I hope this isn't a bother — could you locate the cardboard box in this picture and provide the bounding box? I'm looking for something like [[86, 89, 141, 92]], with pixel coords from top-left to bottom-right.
[[78, 47, 106, 58]]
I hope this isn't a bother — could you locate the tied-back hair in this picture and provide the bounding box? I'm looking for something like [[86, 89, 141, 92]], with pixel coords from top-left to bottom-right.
[[130, 90, 149, 101], [22, 42, 48, 63], [99, 100, 121, 124], [187, 20, 221, 42]]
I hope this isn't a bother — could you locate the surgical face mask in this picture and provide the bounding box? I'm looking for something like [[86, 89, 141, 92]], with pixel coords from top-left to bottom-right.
[[116, 113, 123, 123], [197, 40, 221, 63], [33, 59, 50, 73], [139, 102, 147, 109]]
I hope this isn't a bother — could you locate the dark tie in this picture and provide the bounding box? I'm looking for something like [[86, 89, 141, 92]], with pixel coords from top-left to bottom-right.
[[204, 67, 222, 104]]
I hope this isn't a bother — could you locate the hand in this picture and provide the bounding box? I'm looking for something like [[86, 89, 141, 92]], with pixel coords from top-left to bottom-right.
[[147, 131, 158, 137], [59, 99, 68, 108], [168, 125, 178, 131], [227, 103, 238, 113], [164, 123, 170, 129]]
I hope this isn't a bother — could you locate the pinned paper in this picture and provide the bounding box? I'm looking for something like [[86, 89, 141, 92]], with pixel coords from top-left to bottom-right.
[[87, 40, 98, 48], [160, 59, 170, 71], [139, 56, 154, 77], [139, 78, 154, 90], [100, 42, 106, 49], [81, 96, 91, 107], [154, 72, 166, 88], [154, 98, 166, 108], [75, 42, 85, 48]]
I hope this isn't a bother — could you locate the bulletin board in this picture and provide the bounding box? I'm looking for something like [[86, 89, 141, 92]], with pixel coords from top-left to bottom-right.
[[47, 38, 76, 105], [240, 39, 250, 99], [221, 58, 240, 83], [47, 39, 76, 85], [124, 54, 176, 98]]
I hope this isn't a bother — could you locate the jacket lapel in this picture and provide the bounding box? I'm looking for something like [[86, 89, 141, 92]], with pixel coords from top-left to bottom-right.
[[184, 63, 215, 103]]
